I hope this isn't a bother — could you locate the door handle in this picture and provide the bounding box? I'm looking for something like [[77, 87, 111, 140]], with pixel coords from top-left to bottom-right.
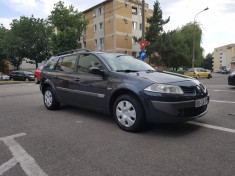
[[74, 78, 80, 82]]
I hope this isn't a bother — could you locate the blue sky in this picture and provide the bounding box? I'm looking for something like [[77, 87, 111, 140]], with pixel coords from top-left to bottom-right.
[[0, 0, 235, 56]]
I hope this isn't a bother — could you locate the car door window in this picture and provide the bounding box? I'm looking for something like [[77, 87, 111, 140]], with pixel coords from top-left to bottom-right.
[[56, 55, 77, 72], [44, 57, 59, 71], [77, 54, 104, 73]]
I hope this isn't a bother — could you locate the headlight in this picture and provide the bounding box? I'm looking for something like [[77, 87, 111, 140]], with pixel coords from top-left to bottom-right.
[[144, 83, 184, 94]]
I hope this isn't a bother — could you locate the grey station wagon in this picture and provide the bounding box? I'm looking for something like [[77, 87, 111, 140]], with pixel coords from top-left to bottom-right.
[[40, 49, 209, 132]]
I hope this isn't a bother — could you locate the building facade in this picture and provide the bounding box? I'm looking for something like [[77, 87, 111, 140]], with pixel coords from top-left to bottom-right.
[[212, 44, 235, 72], [82, 0, 153, 57]]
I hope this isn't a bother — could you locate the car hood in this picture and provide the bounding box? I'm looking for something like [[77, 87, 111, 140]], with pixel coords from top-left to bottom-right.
[[130, 71, 196, 84]]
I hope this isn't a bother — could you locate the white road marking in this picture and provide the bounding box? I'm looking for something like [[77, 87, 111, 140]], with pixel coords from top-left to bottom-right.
[[210, 100, 235, 104], [0, 133, 47, 176], [187, 121, 235, 133], [76, 121, 83, 123], [212, 90, 235, 93]]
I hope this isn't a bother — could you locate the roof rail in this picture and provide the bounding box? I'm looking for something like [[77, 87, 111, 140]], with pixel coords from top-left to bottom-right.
[[56, 49, 92, 56]]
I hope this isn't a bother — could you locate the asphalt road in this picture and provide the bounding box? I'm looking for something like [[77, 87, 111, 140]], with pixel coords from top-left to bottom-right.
[[0, 73, 234, 176]]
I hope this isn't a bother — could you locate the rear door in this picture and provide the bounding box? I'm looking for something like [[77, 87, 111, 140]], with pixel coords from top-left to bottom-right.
[[53, 54, 79, 105]]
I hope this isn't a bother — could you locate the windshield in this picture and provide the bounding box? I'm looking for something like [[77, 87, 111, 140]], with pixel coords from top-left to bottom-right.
[[24, 71, 33, 74], [99, 53, 155, 72]]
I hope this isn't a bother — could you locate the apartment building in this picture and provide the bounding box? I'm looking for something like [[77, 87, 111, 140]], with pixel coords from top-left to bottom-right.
[[82, 0, 153, 57], [212, 44, 235, 72]]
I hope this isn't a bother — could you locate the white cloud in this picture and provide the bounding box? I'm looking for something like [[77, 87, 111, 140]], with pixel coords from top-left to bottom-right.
[[0, 17, 16, 29]]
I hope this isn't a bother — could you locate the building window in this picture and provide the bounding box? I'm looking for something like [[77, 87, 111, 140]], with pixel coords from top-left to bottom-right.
[[132, 52, 137, 57], [132, 37, 137, 45], [124, 51, 128, 54], [132, 22, 137, 29], [95, 39, 97, 46], [94, 24, 97, 32], [100, 38, 104, 45], [132, 7, 137, 15], [93, 10, 96, 17], [140, 8, 142, 15], [140, 23, 142, 30], [98, 6, 104, 15], [99, 22, 103, 30]]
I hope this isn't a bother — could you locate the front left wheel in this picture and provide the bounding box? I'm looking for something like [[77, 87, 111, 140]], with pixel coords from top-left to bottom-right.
[[113, 94, 145, 132], [43, 87, 60, 110]]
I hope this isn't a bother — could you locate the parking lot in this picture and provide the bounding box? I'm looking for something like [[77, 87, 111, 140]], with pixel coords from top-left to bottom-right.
[[0, 73, 234, 176]]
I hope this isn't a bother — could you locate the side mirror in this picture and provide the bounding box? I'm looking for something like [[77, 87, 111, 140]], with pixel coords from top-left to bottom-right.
[[89, 67, 105, 75]]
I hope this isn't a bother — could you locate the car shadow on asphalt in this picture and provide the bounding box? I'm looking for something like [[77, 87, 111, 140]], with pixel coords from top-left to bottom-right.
[[228, 86, 235, 90], [59, 104, 115, 122], [58, 104, 202, 136], [143, 122, 202, 137]]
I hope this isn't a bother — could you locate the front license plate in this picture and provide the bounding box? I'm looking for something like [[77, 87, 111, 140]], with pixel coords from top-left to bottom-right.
[[195, 97, 208, 108]]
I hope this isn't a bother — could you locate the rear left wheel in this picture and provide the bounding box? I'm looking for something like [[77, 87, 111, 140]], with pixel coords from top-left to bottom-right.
[[113, 94, 145, 132], [43, 87, 60, 110]]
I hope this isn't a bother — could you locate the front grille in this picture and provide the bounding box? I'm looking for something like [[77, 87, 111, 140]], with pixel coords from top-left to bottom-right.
[[183, 105, 207, 117], [181, 86, 195, 94]]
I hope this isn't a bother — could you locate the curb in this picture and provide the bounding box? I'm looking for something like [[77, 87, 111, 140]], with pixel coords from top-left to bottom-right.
[[0, 81, 28, 85]]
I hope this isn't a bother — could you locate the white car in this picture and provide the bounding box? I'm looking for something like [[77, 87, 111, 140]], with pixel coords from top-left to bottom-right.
[[0, 72, 10, 80]]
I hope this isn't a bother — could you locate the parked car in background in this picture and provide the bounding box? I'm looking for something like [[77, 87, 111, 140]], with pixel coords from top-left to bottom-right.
[[228, 71, 235, 85], [34, 66, 43, 84], [0, 72, 9, 80], [10, 70, 35, 81], [184, 68, 212, 79], [221, 69, 230, 74], [40, 49, 209, 132]]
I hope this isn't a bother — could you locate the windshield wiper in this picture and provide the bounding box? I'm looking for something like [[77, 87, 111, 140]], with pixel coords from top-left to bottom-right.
[[146, 70, 156, 73], [116, 70, 138, 73]]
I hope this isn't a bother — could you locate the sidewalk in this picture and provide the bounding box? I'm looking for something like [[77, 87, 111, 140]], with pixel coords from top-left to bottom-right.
[[0, 81, 25, 85]]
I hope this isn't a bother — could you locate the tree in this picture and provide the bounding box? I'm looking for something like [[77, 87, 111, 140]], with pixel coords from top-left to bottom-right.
[[3, 28, 25, 70], [48, 1, 88, 55], [155, 23, 204, 70], [23, 17, 52, 68], [3, 16, 52, 69], [0, 24, 8, 72], [201, 53, 213, 70], [145, 1, 170, 64], [180, 22, 204, 67]]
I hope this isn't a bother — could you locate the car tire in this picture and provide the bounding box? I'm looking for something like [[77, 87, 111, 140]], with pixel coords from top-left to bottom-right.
[[35, 76, 39, 84], [43, 87, 60, 110], [113, 94, 145, 132], [207, 74, 211, 79], [196, 75, 200, 79]]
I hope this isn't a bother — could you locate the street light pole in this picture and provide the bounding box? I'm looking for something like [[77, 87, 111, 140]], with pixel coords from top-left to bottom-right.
[[142, 0, 145, 41], [192, 7, 209, 68]]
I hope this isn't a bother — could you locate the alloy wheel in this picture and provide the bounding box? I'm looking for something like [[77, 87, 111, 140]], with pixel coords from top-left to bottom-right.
[[116, 100, 136, 127], [44, 90, 53, 107]]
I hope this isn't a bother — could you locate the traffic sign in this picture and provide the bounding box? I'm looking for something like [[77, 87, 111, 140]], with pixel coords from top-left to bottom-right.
[[139, 51, 146, 60], [139, 41, 148, 50]]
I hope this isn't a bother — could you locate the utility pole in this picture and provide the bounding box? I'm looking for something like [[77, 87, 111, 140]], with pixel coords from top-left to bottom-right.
[[192, 7, 209, 68], [141, 0, 145, 41]]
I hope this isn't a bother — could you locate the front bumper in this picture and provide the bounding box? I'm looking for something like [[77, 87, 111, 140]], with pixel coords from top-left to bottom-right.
[[142, 90, 209, 123]]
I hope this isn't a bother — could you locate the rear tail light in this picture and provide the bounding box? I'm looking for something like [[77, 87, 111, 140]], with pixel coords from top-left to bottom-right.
[[193, 72, 196, 75]]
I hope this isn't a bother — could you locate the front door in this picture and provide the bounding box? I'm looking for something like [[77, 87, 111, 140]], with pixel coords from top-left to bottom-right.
[[74, 54, 108, 111]]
